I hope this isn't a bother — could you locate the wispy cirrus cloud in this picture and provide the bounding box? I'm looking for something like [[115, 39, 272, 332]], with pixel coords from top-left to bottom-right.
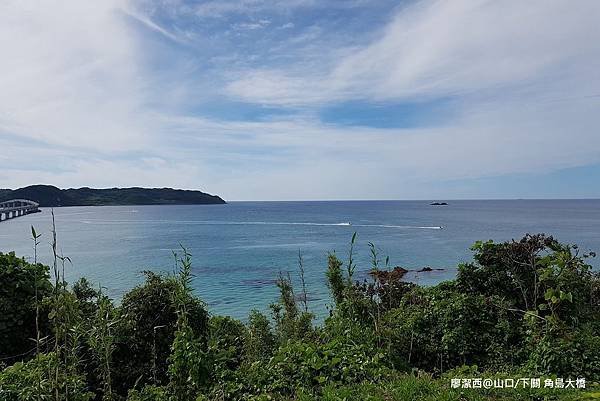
[[226, 0, 600, 105]]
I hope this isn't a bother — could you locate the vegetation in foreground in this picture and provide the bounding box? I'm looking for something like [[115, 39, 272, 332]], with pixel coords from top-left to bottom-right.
[[1, 227, 599, 400]]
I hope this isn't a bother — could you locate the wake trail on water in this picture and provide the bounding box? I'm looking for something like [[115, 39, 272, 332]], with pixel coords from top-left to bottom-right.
[[80, 220, 443, 229]]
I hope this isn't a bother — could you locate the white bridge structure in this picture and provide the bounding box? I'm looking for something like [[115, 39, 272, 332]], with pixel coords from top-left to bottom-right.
[[0, 199, 40, 222]]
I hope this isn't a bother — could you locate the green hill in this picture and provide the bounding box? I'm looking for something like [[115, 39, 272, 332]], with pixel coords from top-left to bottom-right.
[[0, 185, 226, 207]]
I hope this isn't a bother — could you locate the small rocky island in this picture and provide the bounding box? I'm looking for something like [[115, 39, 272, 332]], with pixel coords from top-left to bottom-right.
[[430, 202, 448, 206], [0, 185, 226, 207]]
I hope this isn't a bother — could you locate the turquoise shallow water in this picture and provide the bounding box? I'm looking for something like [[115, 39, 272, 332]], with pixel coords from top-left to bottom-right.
[[1, 200, 599, 319]]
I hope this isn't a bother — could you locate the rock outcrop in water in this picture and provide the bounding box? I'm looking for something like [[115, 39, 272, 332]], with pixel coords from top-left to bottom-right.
[[0, 185, 226, 207], [417, 266, 445, 272], [369, 266, 409, 282]]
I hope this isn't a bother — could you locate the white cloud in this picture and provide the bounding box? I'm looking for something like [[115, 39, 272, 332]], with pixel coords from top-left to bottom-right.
[[227, 0, 600, 104], [0, 0, 150, 151], [232, 19, 271, 31], [122, 6, 186, 43], [331, 0, 600, 101]]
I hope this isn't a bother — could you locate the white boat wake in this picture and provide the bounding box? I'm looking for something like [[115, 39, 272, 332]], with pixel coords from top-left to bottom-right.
[[80, 219, 443, 229]]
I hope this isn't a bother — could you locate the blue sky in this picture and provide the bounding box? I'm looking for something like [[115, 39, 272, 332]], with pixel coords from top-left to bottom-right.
[[1, 0, 600, 200]]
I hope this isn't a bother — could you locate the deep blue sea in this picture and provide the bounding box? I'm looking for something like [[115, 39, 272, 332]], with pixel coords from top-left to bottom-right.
[[1, 200, 599, 319]]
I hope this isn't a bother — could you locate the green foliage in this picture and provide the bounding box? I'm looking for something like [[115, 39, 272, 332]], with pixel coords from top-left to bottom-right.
[[382, 285, 524, 372], [209, 316, 247, 370], [204, 316, 248, 399], [295, 375, 470, 401], [527, 322, 600, 379], [0, 252, 52, 364], [168, 324, 209, 399], [325, 253, 345, 308], [0, 352, 93, 401], [168, 248, 210, 400], [72, 277, 101, 320], [245, 310, 276, 363], [112, 270, 208, 394], [126, 385, 169, 401], [262, 337, 387, 396], [88, 291, 117, 400], [457, 234, 596, 326], [271, 271, 314, 343], [206, 315, 250, 399]]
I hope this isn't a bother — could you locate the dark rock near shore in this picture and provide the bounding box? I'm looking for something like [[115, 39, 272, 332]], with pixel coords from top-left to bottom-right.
[[417, 266, 445, 272], [369, 266, 408, 282]]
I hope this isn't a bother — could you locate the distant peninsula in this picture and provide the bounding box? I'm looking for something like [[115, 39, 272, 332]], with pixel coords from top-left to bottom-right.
[[0, 185, 226, 207]]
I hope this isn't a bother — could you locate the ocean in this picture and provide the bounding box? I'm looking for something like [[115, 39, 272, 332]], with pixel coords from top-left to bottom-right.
[[1, 200, 599, 319]]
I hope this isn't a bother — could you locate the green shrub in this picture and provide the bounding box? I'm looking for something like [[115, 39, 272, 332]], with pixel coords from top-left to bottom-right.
[[457, 234, 597, 325], [113, 271, 209, 395], [527, 322, 600, 380], [263, 337, 387, 396], [207, 315, 249, 398], [245, 310, 276, 363], [383, 285, 525, 373], [271, 272, 314, 343], [126, 385, 169, 401], [72, 277, 101, 321], [0, 252, 52, 364], [209, 316, 248, 370], [0, 352, 93, 401]]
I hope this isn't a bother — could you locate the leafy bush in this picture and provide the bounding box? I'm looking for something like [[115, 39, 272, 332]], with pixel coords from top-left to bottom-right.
[[262, 338, 387, 396], [270, 272, 314, 343], [527, 322, 600, 379], [126, 385, 169, 401], [383, 285, 525, 373], [168, 249, 211, 401], [112, 271, 209, 394], [457, 234, 597, 325], [245, 310, 276, 363], [0, 252, 52, 364], [72, 277, 101, 320], [0, 352, 93, 401], [209, 316, 248, 370]]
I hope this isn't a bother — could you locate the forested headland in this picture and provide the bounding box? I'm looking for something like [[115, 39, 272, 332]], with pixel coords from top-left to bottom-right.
[[0, 185, 225, 207], [1, 229, 599, 400]]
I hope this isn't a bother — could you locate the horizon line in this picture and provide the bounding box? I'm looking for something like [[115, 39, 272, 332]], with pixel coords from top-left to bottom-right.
[[223, 197, 600, 202]]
